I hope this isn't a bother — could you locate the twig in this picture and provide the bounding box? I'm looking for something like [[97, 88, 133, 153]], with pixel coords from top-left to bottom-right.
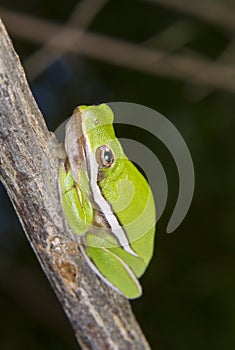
[[145, 0, 235, 32], [0, 18, 150, 350], [24, 0, 109, 80], [2, 7, 235, 93], [184, 37, 235, 100]]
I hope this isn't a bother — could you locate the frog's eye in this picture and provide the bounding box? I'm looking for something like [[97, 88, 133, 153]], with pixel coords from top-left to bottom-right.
[[96, 145, 114, 168]]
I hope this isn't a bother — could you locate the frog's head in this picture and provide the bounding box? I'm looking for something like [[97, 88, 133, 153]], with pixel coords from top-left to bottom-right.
[[66, 104, 126, 184]]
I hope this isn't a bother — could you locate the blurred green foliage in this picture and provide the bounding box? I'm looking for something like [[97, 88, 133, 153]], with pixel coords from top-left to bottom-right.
[[0, 1, 235, 349]]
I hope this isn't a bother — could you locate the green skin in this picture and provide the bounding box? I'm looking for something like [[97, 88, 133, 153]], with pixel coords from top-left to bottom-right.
[[59, 104, 156, 299]]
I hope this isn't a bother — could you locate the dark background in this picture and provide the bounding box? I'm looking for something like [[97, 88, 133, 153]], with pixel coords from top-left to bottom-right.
[[0, 1, 234, 349]]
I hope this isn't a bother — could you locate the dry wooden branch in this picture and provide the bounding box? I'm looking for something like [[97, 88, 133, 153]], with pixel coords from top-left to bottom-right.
[[0, 18, 150, 350]]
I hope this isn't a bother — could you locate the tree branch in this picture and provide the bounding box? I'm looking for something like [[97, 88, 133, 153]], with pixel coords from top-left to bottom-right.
[[0, 18, 150, 350], [24, 0, 109, 80], [2, 7, 235, 93], [145, 0, 235, 32]]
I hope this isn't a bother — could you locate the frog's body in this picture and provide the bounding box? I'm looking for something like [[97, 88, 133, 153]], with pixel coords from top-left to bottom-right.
[[59, 104, 156, 299]]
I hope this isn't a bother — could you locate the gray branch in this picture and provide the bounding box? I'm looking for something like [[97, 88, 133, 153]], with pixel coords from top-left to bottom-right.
[[0, 18, 150, 350]]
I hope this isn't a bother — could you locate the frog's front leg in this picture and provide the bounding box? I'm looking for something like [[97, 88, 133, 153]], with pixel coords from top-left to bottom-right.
[[59, 162, 93, 235]]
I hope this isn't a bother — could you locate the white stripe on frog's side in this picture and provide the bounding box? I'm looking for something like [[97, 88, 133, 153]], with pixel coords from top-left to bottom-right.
[[81, 113, 137, 257], [85, 144, 138, 257]]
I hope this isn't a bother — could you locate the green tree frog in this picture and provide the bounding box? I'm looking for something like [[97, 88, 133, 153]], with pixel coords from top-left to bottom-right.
[[59, 104, 156, 299]]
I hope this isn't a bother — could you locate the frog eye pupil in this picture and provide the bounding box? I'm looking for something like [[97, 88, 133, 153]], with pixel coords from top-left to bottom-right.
[[104, 150, 112, 163]]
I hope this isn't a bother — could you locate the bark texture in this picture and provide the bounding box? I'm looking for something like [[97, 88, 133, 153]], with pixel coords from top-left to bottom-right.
[[0, 18, 150, 350]]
